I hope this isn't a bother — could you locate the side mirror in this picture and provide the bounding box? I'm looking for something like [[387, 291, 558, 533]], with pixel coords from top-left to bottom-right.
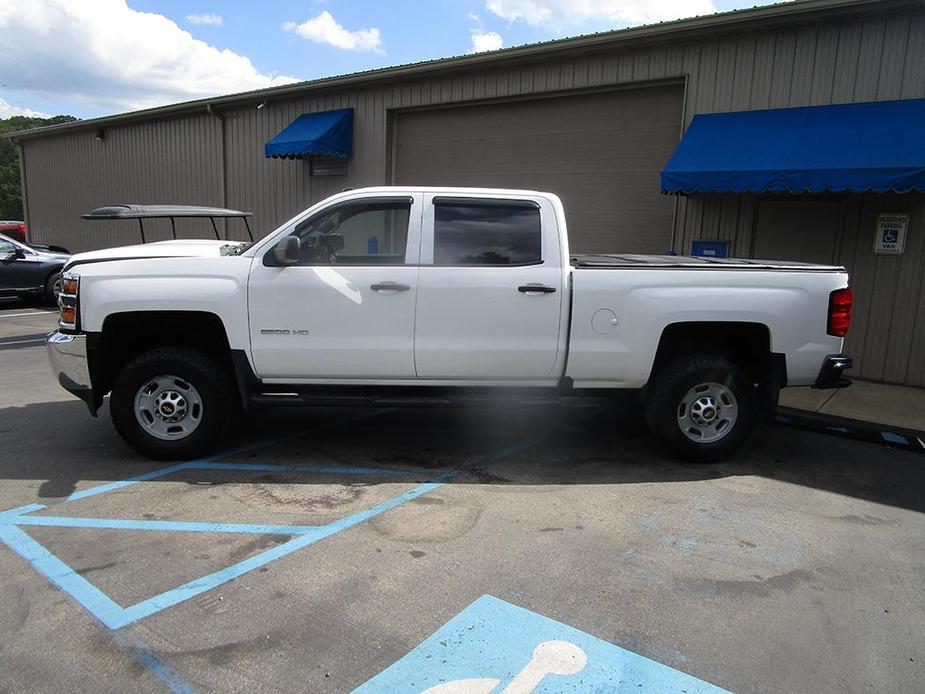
[[14, 248, 25, 259], [273, 236, 301, 266]]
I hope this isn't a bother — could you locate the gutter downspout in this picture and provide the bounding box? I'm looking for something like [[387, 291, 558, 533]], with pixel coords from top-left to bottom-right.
[[206, 103, 228, 239], [669, 74, 690, 255], [16, 142, 31, 241]]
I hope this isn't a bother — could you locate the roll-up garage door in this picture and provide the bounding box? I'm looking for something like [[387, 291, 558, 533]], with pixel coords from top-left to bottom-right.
[[394, 84, 683, 254]]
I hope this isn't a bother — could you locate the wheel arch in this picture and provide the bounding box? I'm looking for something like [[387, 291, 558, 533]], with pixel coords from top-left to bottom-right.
[[650, 321, 776, 382], [648, 321, 786, 415], [93, 310, 244, 409], [45, 264, 65, 283]]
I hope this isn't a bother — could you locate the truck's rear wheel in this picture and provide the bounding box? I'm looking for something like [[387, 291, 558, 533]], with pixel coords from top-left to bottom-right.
[[111, 347, 234, 460], [645, 354, 756, 462]]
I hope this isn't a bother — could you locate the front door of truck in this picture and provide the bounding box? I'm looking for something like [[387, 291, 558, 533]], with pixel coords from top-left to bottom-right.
[[248, 194, 423, 380], [414, 195, 565, 381]]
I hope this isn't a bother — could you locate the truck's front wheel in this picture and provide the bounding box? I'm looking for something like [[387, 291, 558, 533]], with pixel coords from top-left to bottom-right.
[[111, 347, 234, 460], [645, 355, 756, 462]]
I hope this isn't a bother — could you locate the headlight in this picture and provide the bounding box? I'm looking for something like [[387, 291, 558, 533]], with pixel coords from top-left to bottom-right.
[[58, 272, 79, 330]]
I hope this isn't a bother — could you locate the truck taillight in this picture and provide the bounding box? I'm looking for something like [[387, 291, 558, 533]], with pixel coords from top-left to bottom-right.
[[827, 287, 853, 337]]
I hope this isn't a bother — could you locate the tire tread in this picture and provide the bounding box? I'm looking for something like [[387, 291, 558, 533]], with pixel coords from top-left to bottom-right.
[[110, 347, 234, 460], [645, 353, 755, 462]]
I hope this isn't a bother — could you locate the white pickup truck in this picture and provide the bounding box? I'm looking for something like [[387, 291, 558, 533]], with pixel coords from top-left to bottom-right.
[[47, 187, 853, 462]]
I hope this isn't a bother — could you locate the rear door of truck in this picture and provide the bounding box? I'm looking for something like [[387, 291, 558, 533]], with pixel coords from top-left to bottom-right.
[[413, 194, 566, 381]]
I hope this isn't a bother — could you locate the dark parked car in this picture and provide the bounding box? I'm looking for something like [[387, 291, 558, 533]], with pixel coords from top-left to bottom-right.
[[0, 233, 71, 304]]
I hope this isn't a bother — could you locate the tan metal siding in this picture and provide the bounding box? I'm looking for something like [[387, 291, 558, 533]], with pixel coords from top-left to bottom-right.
[[672, 10, 925, 385], [681, 193, 925, 386], [907, 204, 925, 385], [23, 114, 223, 252], [392, 85, 683, 254], [15, 4, 925, 384]]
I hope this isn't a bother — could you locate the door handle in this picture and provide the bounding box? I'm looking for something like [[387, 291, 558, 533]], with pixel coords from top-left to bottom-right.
[[370, 282, 411, 292], [518, 284, 557, 294]]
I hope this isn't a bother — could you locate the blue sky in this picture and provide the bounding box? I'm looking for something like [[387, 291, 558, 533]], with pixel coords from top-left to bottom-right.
[[0, 0, 776, 120]]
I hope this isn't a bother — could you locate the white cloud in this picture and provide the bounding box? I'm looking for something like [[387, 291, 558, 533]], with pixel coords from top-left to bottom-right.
[[0, 98, 50, 119], [0, 0, 299, 113], [283, 11, 384, 53], [186, 13, 222, 26], [485, 0, 717, 29], [470, 31, 504, 53]]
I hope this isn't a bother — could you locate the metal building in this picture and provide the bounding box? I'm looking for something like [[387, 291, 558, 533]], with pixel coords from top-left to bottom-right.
[[10, 0, 925, 386]]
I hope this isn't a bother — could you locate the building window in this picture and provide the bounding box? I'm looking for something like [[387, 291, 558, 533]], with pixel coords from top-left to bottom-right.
[[309, 157, 348, 176]]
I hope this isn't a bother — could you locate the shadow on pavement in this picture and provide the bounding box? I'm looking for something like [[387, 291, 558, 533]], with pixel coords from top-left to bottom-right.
[[0, 396, 923, 514]]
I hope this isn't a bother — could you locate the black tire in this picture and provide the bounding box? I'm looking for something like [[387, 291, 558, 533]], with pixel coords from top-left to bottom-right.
[[645, 354, 756, 463], [44, 271, 61, 305], [110, 347, 235, 460]]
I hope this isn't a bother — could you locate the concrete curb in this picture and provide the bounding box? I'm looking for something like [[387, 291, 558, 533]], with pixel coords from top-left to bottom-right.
[[775, 406, 925, 454]]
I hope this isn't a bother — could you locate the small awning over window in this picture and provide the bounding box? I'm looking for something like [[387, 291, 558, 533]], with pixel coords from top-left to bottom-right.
[[264, 108, 353, 159], [661, 99, 925, 194]]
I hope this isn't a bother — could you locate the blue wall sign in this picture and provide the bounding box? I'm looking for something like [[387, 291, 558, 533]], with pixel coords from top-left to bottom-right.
[[691, 240, 730, 258], [355, 595, 730, 693]]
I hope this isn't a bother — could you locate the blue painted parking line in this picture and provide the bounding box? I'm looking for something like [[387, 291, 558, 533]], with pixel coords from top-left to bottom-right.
[[191, 461, 424, 476], [0, 503, 47, 521], [0, 407, 548, 694], [111, 630, 198, 694], [0, 522, 126, 625], [62, 460, 437, 505], [775, 406, 925, 455], [65, 407, 398, 503], [0, 463, 455, 630], [3, 518, 199, 694], [355, 595, 730, 693], [65, 462, 195, 502], [0, 408, 415, 690], [12, 513, 325, 535], [0, 422, 537, 630]]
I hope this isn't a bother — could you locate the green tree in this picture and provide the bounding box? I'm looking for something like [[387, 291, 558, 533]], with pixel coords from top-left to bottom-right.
[[0, 114, 78, 219]]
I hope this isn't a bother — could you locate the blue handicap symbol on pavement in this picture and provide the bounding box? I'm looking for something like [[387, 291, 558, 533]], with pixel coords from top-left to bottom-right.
[[355, 595, 730, 693]]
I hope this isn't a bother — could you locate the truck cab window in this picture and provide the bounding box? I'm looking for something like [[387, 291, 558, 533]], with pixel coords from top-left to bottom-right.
[[291, 200, 411, 265], [433, 202, 541, 266]]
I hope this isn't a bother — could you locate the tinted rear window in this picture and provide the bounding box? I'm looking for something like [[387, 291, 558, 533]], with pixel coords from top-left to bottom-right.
[[433, 203, 541, 266]]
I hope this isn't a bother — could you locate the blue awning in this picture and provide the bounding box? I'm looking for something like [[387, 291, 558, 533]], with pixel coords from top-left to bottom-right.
[[265, 108, 353, 159], [661, 99, 925, 194]]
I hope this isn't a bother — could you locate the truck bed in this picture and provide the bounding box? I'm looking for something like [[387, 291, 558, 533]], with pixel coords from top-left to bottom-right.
[[571, 254, 845, 272]]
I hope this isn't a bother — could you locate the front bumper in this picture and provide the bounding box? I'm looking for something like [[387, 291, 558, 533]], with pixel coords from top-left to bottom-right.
[[46, 331, 97, 414], [813, 353, 853, 389]]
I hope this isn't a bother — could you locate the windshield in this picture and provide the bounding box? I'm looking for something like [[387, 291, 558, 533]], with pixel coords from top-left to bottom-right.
[[0, 232, 32, 254]]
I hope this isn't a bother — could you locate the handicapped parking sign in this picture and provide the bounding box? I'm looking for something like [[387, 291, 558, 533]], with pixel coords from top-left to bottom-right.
[[354, 595, 730, 693], [873, 213, 908, 255]]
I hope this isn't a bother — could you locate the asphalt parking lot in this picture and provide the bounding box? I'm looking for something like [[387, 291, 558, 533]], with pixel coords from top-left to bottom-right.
[[0, 300, 922, 693]]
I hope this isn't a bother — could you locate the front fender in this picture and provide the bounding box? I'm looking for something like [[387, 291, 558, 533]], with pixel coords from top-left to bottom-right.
[[76, 257, 252, 351]]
